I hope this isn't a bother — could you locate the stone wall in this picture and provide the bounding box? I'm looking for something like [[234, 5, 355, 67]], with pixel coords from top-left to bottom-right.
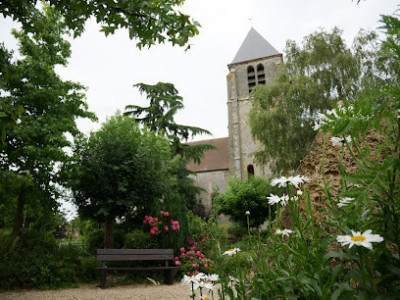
[[226, 55, 281, 180], [190, 169, 230, 216], [280, 129, 385, 229]]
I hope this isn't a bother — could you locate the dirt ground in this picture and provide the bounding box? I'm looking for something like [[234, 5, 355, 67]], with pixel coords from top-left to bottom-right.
[[0, 283, 205, 300]]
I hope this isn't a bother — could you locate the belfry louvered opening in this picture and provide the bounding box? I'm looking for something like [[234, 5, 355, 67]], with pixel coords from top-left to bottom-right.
[[247, 65, 256, 93], [257, 64, 265, 85]]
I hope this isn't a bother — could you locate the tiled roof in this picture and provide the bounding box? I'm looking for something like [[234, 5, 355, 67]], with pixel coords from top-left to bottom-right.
[[231, 27, 280, 65], [186, 137, 229, 173]]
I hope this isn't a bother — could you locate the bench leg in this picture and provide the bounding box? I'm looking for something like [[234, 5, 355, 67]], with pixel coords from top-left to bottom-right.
[[100, 269, 107, 288], [165, 269, 175, 285], [100, 261, 107, 289]]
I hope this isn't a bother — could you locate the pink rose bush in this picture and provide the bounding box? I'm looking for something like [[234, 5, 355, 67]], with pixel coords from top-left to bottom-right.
[[179, 236, 214, 274], [143, 210, 180, 235]]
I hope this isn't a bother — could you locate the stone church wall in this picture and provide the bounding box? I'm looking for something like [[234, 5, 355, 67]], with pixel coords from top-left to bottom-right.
[[190, 169, 230, 215], [227, 55, 281, 180]]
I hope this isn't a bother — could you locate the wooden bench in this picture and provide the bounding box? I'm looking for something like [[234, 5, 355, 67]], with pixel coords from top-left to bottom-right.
[[96, 249, 179, 288]]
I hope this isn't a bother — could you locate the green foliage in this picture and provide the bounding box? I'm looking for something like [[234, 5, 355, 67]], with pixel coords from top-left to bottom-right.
[[69, 114, 171, 247], [0, 0, 199, 49], [125, 82, 215, 162], [214, 177, 278, 228], [124, 82, 215, 217], [192, 11, 400, 299], [249, 27, 394, 174], [0, 0, 199, 143], [84, 227, 105, 253], [186, 211, 223, 245], [124, 229, 159, 249], [0, 230, 99, 290], [0, 6, 95, 236]]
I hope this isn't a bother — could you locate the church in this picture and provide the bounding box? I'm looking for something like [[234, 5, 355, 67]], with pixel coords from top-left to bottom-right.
[[186, 28, 283, 215]]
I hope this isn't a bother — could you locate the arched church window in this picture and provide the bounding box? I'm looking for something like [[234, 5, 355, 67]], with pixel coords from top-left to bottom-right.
[[257, 64, 266, 85], [247, 164, 255, 179], [247, 66, 256, 93]]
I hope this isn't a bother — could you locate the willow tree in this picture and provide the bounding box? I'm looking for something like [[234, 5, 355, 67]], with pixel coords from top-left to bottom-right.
[[249, 27, 393, 174]]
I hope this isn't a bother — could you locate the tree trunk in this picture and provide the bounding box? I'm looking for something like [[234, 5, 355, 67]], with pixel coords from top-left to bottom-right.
[[104, 216, 115, 248], [12, 187, 25, 237]]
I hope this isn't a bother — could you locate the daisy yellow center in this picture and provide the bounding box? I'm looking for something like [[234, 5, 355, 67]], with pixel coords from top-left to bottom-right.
[[228, 249, 234, 252], [351, 235, 366, 242]]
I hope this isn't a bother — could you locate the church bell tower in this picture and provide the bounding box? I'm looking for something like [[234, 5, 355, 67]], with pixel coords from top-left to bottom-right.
[[227, 28, 282, 179]]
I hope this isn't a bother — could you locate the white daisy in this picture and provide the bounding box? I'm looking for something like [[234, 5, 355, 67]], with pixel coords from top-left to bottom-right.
[[337, 230, 384, 250], [296, 190, 303, 195], [193, 280, 214, 291], [282, 229, 293, 237], [222, 248, 241, 256], [271, 175, 308, 188], [181, 273, 207, 286], [330, 135, 351, 147], [289, 175, 305, 188], [275, 228, 293, 237], [271, 176, 291, 187], [267, 194, 289, 206], [267, 194, 281, 205], [337, 197, 355, 208], [300, 175, 311, 183], [207, 274, 219, 282]]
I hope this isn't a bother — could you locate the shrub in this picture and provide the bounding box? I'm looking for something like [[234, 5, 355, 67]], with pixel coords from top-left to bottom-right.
[[124, 229, 159, 249], [214, 176, 280, 228]]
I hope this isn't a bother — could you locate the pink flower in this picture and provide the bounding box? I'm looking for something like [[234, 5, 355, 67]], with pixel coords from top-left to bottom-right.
[[160, 210, 164, 215], [150, 227, 158, 235], [174, 256, 179, 261], [163, 211, 169, 217], [148, 216, 154, 225], [196, 251, 201, 256], [181, 253, 185, 257], [154, 218, 158, 222], [180, 247, 185, 252], [171, 220, 180, 231], [174, 261, 181, 266], [164, 226, 169, 232]]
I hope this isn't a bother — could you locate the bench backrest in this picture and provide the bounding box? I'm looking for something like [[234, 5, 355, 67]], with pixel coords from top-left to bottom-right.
[[96, 249, 175, 262]]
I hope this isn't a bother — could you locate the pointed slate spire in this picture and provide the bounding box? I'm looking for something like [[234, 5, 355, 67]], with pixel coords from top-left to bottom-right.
[[231, 28, 280, 64]]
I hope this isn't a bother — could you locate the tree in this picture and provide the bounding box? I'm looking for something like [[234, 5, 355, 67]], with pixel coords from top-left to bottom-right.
[[125, 82, 214, 162], [0, 6, 95, 236], [124, 82, 215, 214], [69, 114, 172, 248], [0, 0, 200, 141], [0, 0, 199, 48], [249, 28, 393, 174]]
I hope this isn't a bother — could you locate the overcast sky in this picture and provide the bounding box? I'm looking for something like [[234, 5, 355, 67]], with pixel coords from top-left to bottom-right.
[[1, 0, 399, 143], [1, 0, 399, 219]]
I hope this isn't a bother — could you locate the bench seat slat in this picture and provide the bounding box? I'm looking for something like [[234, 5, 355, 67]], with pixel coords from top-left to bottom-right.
[[97, 249, 173, 255], [97, 254, 173, 261], [97, 266, 179, 271]]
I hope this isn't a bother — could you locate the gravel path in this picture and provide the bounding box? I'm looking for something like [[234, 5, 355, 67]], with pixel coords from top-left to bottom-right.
[[0, 283, 204, 300]]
